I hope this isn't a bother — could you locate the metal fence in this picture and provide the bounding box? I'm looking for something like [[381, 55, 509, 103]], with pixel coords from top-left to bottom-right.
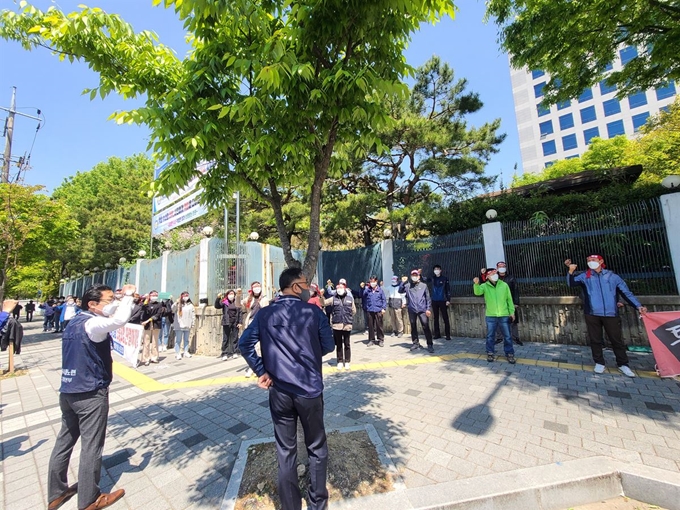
[[166, 244, 200, 300], [392, 227, 486, 297], [137, 257, 164, 295], [321, 243, 383, 292], [207, 238, 250, 299], [502, 198, 677, 296]]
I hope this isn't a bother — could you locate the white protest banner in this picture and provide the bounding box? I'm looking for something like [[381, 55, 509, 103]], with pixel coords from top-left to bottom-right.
[[153, 159, 213, 213], [152, 188, 208, 236], [110, 323, 144, 368]]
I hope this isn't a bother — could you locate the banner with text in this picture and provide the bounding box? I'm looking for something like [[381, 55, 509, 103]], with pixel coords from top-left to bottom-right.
[[152, 189, 208, 236], [111, 323, 144, 368], [641, 311, 680, 378]]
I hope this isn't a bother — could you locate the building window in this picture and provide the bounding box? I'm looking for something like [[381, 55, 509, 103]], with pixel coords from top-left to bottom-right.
[[604, 62, 614, 71], [600, 80, 617, 95], [542, 140, 557, 156], [607, 119, 626, 138], [566, 155, 580, 160], [628, 92, 648, 109], [562, 134, 578, 151], [661, 105, 671, 113], [539, 120, 554, 137], [532, 70, 545, 80], [603, 98, 621, 116], [584, 127, 600, 145], [578, 88, 593, 103], [619, 46, 637, 65], [545, 161, 555, 168], [580, 106, 597, 124], [632, 112, 650, 132], [557, 100, 571, 110], [537, 104, 550, 117], [656, 81, 676, 100], [534, 82, 546, 98], [559, 113, 574, 130]]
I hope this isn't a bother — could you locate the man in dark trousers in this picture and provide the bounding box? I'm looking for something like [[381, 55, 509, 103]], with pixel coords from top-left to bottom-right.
[[362, 275, 387, 346], [429, 264, 451, 340], [47, 283, 136, 510], [239, 267, 335, 510], [25, 300, 36, 322], [565, 255, 647, 377], [399, 269, 434, 352]]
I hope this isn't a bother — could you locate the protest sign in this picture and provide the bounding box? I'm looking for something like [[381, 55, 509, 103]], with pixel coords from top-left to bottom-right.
[[111, 323, 144, 368], [641, 311, 680, 378]]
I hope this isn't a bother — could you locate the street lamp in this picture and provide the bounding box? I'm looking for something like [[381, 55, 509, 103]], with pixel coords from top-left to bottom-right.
[[93, 267, 100, 272], [248, 231, 259, 241], [84, 270, 90, 275], [138, 250, 147, 258], [661, 175, 680, 189], [485, 209, 498, 221], [118, 257, 127, 265], [383, 228, 392, 239], [202, 226, 214, 237], [104, 263, 111, 269]]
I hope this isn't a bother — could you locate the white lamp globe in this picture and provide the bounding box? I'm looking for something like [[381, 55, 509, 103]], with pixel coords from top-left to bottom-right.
[[661, 175, 680, 189], [104, 263, 111, 268], [119, 257, 127, 265], [249, 231, 260, 241], [93, 267, 100, 272], [383, 228, 392, 239], [202, 226, 214, 237], [485, 209, 498, 220], [138, 250, 147, 258], [84, 270, 90, 275]]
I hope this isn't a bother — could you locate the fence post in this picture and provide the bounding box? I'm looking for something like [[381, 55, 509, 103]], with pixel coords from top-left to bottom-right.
[[198, 237, 210, 304], [134, 259, 142, 289], [482, 221, 505, 268], [160, 250, 170, 293], [381, 239, 394, 283], [660, 191, 680, 295]]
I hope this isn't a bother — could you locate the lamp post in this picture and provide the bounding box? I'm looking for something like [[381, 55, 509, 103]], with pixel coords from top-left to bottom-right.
[[138, 250, 147, 258], [485, 209, 498, 221], [202, 226, 214, 237], [661, 175, 680, 189], [248, 231, 259, 241]]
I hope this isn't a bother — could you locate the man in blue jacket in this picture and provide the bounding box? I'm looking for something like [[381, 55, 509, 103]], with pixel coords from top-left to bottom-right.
[[399, 269, 434, 352], [429, 264, 451, 341], [566, 255, 647, 377], [239, 267, 335, 510], [362, 275, 387, 346]]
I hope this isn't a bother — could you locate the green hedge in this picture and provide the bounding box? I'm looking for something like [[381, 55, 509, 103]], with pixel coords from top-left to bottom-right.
[[429, 183, 671, 235]]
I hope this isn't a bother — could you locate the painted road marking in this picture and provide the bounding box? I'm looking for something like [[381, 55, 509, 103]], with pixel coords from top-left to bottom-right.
[[112, 354, 662, 393]]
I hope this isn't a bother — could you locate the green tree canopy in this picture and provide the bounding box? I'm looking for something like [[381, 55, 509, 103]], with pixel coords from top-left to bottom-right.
[[485, 0, 680, 103], [51, 154, 154, 274], [1, 0, 456, 279]]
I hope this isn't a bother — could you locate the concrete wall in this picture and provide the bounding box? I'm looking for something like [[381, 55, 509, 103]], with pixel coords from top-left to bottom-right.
[[191, 295, 680, 355]]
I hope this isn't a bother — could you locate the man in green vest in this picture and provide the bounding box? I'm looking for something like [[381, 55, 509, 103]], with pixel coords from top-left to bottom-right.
[[473, 268, 516, 364]]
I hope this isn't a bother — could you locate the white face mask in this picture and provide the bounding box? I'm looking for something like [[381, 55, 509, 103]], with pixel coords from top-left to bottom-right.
[[150, 296, 158, 302], [488, 274, 499, 283], [182, 296, 190, 302], [587, 261, 601, 270], [391, 279, 399, 286], [498, 268, 507, 274], [114, 293, 123, 300], [337, 288, 346, 296], [434, 270, 441, 276], [101, 301, 119, 317], [370, 282, 377, 288], [227, 293, 235, 302], [412, 277, 420, 283], [67, 299, 75, 305], [252, 287, 262, 295]]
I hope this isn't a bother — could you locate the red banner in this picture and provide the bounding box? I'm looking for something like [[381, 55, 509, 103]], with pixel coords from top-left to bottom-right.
[[641, 311, 680, 378]]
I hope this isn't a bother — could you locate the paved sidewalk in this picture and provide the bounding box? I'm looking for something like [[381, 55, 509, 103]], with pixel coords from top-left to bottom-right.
[[1, 320, 679, 510]]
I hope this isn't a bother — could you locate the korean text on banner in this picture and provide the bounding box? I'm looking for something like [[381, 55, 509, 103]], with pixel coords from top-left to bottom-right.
[[152, 189, 208, 236], [110, 323, 144, 368], [641, 311, 680, 378]]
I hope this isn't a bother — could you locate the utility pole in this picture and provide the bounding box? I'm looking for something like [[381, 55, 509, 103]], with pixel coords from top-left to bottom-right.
[[1, 87, 42, 183], [1, 87, 16, 183]]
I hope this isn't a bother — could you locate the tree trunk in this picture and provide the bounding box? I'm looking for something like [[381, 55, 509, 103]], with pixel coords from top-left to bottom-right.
[[0, 265, 6, 303], [269, 178, 301, 269]]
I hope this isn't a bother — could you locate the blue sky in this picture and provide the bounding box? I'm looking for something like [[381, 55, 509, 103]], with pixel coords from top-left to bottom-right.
[[0, 0, 521, 193]]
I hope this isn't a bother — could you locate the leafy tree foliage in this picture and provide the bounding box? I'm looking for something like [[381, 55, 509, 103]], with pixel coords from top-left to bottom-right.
[[1, 0, 456, 279], [51, 154, 154, 274], [0, 184, 78, 301], [332, 57, 503, 243], [486, 0, 680, 103]]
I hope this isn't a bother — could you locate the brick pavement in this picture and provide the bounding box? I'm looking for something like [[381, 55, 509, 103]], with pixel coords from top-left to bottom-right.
[[1, 320, 679, 509]]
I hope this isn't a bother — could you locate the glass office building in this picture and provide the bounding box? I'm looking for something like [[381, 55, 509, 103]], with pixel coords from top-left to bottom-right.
[[510, 48, 677, 174]]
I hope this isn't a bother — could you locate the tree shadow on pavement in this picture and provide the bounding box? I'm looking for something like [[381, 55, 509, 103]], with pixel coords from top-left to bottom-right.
[[0, 435, 48, 459]]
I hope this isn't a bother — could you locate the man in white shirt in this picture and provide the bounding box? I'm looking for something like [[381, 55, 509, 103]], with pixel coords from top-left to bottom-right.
[[48, 283, 136, 510]]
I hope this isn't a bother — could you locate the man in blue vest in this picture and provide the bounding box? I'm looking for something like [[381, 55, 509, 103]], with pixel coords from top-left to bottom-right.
[[47, 283, 136, 510], [239, 267, 335, 510]]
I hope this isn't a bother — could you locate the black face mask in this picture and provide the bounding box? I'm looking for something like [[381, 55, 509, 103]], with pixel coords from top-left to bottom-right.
[[299, 288, 311, 302]]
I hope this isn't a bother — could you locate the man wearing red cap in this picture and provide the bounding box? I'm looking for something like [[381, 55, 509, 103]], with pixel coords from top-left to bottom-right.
[[565, 255, 647, 377]]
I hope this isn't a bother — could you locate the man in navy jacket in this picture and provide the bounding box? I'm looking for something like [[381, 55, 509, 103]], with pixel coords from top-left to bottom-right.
[[566, 255, 647, 377], [362, 275, 387, 346], [399, 269, 434, 352], [239, 267, 335, 510]]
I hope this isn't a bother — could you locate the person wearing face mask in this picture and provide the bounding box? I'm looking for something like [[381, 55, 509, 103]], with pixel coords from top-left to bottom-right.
[[565, 255, 647, 377], [242, 281, 270, 328], [128, 294, 143, 325], [171, 292, 195, 361], [59, 295, 80, 332], [323, 282, 356, 369], [307, 283, 323, 308], [215, 289, 244, 360], [429, 265, 451, 341], [386, 275, 407, 338], [239, 267, 335, 510], [399, 269, 434, 352], [140, 290, 163, 366], [484, 262, 523, 347], [474, 268, 516, 364], [362, 275, 387, 347], [47, 283, 135, 510]]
